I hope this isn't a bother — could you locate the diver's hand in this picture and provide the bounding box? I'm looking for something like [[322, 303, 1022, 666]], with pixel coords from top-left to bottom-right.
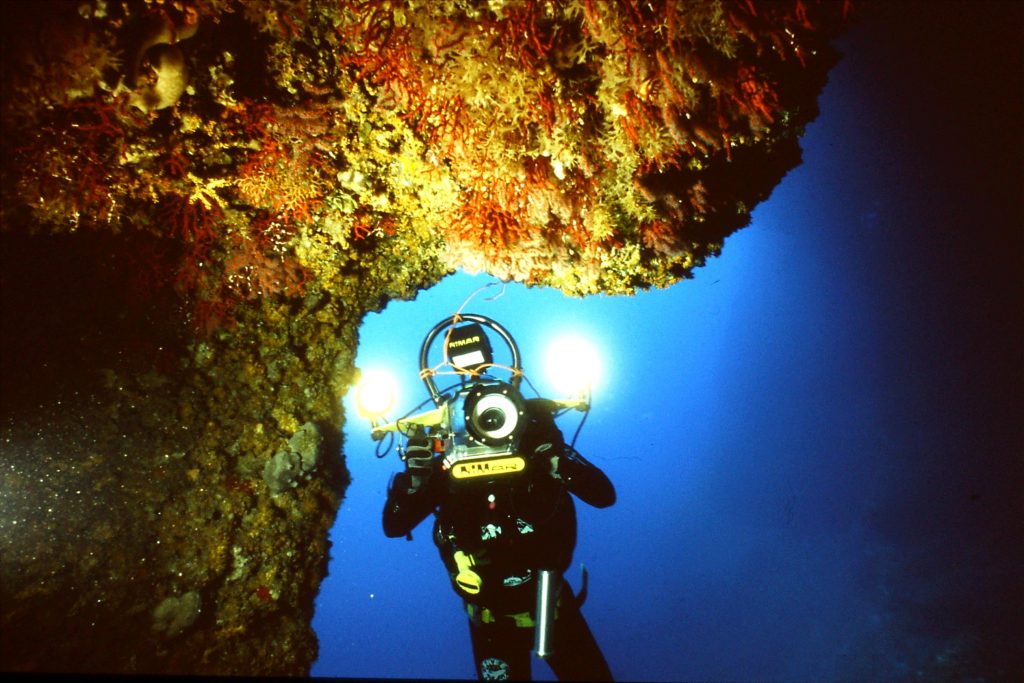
[[406, 454, 434, 490], [403, 435, 434, 490], [530, 441, 562, 480], [383, 467, 437, 537], [556, 448, 616, 508]]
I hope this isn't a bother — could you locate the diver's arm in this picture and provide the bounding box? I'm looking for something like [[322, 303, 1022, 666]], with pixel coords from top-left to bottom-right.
[[382, 459, 439, 538], [557, 448, 616, 508], [523, 399, 616, 508]]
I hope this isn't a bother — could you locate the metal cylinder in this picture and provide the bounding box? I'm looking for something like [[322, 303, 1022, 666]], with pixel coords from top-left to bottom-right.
[[533, 569, 559, 660]]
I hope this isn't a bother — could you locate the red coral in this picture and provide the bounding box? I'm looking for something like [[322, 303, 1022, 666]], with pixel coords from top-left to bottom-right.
[[66, 96, 136, 141], [735, 66, 779, 127], [254, 585, 273, 603], [351, 210, 397, 242], [234, 104, 332, 224], [403, 94, 468, 159], [246, 210, 298, 253], [162, 149, 189, 180], [161, 194, 223, 245], [190, 295, 238, 337], [688, 180, 710, 215], [11, 95, 147, 227], [449, 169, 554, 254], [641, 219, 681, 256], [492, 0, 559, 70], [455, 200, 528, 252], [223, 99, 277, 144], [225, 474, 256, 496], [223, 230, 310, 301], [336, 3, 421, 102]]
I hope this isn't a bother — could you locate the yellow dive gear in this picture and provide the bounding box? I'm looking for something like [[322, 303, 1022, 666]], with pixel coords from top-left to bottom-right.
[[454, 551, 482, 595]]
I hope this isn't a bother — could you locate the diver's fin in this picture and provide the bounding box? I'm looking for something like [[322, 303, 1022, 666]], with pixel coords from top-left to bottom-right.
[[576, 564, 588, 608]]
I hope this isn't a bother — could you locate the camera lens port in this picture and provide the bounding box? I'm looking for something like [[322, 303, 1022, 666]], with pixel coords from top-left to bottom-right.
[[479, 407, 506, 432]]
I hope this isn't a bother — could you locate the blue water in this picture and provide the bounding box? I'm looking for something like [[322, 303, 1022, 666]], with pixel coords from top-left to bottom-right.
[[311, 4, 1022, 681]]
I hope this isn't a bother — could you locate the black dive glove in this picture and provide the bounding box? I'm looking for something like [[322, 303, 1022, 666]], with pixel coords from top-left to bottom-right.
[[553, 447, 616, 509], [402, 434, 435, 492], [382, 436, 438, 538]]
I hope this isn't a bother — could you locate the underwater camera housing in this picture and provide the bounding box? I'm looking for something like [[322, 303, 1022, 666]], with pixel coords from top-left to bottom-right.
[[441, 379, 528, 477], [420, 315, 530, 480], [367, 311, 588, 481]]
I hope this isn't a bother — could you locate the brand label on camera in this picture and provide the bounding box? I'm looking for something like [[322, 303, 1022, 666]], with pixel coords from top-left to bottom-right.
[[452, 456, 526, 479]]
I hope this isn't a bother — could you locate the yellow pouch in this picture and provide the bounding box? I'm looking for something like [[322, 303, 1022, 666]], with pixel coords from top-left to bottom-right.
[[454, 550, 482, 595]]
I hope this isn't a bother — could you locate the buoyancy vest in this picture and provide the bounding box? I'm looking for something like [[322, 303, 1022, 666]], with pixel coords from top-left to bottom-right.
[[433, 452, 577, 614]]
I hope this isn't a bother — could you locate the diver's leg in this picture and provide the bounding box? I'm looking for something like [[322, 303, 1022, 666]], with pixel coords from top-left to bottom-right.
[[469, 616, 533, 681], [546, 587, 613, 682]]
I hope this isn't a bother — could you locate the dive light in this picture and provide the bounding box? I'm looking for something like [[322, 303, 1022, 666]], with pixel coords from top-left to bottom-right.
[[534, 569, 560, 660], [543, 333, 602, 406], [354, 368, 398, 427]]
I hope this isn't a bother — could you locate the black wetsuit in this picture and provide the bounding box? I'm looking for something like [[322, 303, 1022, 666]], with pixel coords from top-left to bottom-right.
[[383, 398, 615, 681]]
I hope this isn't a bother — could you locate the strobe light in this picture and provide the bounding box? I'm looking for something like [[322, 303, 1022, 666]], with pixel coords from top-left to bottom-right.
[[544, 333, 602, 402], [354, 368, 398, 424]]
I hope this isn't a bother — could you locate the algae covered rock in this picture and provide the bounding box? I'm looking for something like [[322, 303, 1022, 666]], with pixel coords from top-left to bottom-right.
[[263, 421, 324, 494], [152, 591, 202, 638]]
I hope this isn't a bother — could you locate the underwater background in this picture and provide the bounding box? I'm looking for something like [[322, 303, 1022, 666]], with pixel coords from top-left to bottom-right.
[[311, 3, 1022, 681]]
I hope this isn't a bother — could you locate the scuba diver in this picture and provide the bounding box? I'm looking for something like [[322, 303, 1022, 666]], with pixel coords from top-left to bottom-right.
[[366, 309, 615, 681]]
